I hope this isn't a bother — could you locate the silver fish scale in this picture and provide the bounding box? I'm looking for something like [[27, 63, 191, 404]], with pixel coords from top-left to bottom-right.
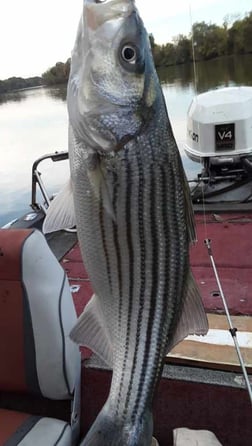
[[69, 118, 190, 426]]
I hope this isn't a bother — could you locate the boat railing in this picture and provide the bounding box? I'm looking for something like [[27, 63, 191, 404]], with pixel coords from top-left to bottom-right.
[[2, 150, 73, 231], [31, 150, 69, 211]]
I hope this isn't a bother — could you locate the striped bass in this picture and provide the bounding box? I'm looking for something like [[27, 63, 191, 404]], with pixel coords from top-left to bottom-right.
[[43, 0, 208, 444]]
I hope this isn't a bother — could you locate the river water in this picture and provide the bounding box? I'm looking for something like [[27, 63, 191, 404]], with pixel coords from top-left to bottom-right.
[[1, 54, 252, 227]]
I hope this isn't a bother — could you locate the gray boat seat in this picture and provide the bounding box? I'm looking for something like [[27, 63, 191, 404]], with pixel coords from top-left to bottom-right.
[[0, 229, 81, 445]]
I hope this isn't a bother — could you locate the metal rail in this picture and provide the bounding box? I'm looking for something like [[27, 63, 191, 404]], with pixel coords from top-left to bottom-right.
[[31, 150, 69, 210], [204, 239, 252, 406]]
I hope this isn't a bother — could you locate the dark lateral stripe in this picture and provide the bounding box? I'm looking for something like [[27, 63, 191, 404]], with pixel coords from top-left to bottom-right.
[[134, 163, 182, 414], [133, 163, 159, 416], [99, 191, 112, 293], [112, 170, 124, 417], [112, 171, 122, 329], [118, 150, 135, 418], [124, 149, 146, 416], [171, 158, 189, 308], [150, 165, 177, 393], [112, 167, 125, 414], [139, 164, 170, 409], [125, 151, 135, 347], [156, 162, 186, 364], [158, 166, 171, 343]]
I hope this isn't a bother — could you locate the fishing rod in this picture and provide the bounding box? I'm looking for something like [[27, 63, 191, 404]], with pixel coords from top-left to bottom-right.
[[204, 239, 252, 406], [189, 4, 252, 406]]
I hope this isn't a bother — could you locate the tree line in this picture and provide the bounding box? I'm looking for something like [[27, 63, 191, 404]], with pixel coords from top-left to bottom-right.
[[151, 11, 252, 66], [41, 12, 252, 84], [0, 11, 251, 93], [0, 60, 71, 94], [41, 59, 71, 86], [0, 76, 42, 94]]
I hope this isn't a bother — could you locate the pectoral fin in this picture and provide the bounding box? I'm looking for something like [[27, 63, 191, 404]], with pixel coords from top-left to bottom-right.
[[70, 294, 113, 367], [87, 161, 115, 221], [167, 270, 208, 353], [42, 179, 76, 233]]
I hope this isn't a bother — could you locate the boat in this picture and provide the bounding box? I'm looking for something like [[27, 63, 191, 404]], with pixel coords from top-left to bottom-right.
[[1, 87, 251, 446]]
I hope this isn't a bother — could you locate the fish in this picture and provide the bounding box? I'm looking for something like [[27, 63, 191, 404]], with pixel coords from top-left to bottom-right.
[[43, 0, 208, 445]]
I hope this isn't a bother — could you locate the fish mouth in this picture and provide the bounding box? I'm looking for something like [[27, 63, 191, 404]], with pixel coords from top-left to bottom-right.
[[85, 0, 135, 31]]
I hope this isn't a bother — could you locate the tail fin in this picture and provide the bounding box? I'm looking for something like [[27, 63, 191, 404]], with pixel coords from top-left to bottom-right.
[[80, 402, 153, 446]]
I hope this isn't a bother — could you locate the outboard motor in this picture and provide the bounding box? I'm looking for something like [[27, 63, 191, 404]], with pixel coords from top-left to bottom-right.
[[184, 87, 252, 203], [185, 86, 252, 166]]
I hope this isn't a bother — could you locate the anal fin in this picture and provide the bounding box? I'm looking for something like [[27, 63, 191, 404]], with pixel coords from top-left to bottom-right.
[[167, 270, 208, 353], [70, 294, 113, 367]]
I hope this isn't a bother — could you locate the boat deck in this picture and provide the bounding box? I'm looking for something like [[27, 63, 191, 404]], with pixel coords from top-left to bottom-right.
[[177, 212, 252, 372], [60, 212, 252, 369], [57, 211, 252, 446]]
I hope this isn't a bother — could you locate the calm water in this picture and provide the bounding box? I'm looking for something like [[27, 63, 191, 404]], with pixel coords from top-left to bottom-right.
[[1, 55, 252, 227]]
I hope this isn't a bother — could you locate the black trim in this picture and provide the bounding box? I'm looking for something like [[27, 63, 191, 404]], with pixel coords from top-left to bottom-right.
[[3, 415, 41, 446], [20, 229, 41, 396], [54, 422, 69, 445], [22, 283, 42, 395], [58, 273, 72, 396]]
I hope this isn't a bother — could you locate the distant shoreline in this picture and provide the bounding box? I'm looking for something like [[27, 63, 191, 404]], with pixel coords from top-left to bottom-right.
[[0, 76, 43, 95]]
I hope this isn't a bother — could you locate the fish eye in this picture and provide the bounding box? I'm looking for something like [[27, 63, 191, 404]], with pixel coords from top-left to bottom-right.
[[95, 0, 107, 3], [121, 45, 137, 64]]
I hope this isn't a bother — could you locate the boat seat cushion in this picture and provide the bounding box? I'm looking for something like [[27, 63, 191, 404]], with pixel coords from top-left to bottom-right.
[[0, 228, 80, 400], [0, 408, 72, 446]]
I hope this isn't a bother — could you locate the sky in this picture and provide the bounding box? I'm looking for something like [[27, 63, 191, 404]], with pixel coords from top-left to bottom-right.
[[0, 0, 251, 80]]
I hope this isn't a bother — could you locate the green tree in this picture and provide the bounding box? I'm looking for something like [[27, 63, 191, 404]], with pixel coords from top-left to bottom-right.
[[243, 12, 252, 53], [192, 22, 228, 60], [192, 22, 209, 60], [0, 76, 42, 94], [173, 34, 192, 64], [42, 59, 71, 86], [228, 18, 245, 54]]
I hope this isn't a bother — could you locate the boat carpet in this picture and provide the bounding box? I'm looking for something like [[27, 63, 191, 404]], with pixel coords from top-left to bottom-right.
[[60, 212, 252, 370], [191, 212, 252, 316]]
